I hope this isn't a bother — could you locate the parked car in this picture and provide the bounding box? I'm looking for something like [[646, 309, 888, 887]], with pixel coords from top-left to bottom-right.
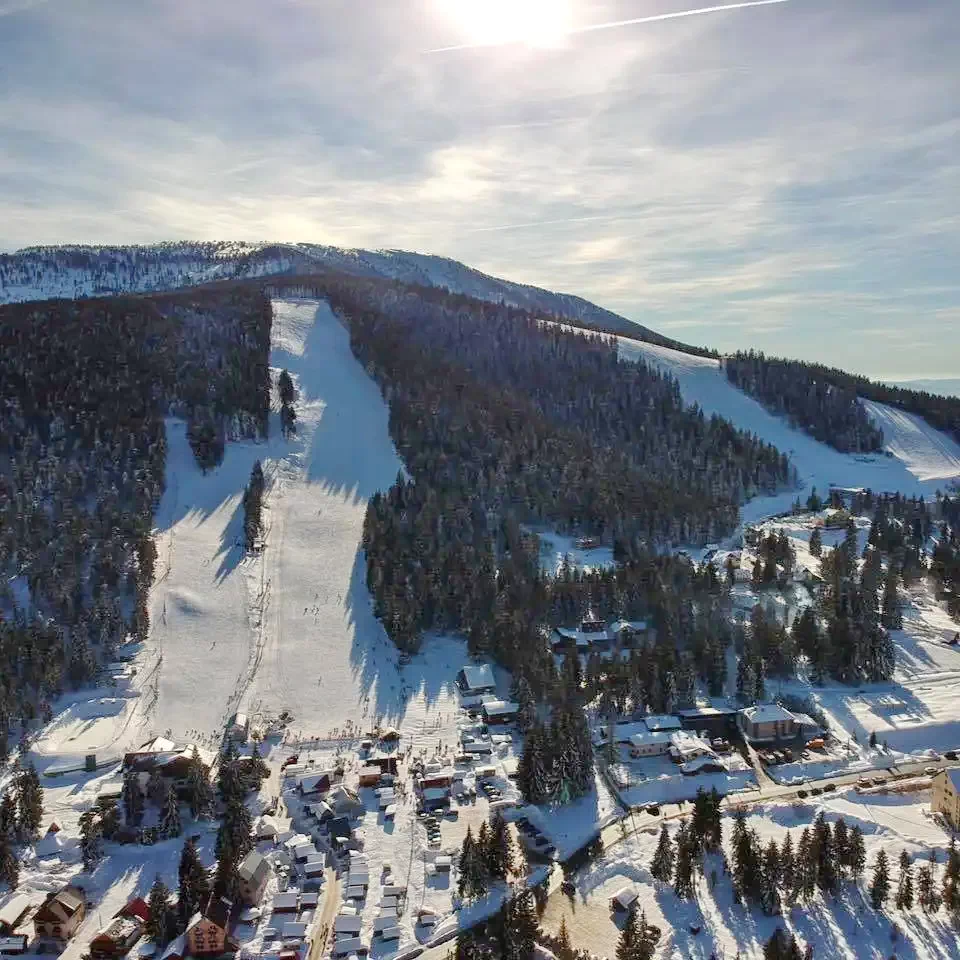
[[944, 751, 957, 760], [823, 782, 836, 792], [797, 790, 809, 799], [926, 766, 939, 776], [645, 804, 660, 816], [810, 787, 822, 796]]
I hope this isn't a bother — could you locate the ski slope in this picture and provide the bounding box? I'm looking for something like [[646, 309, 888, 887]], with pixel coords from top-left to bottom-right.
[[613, 337, 960, 523]]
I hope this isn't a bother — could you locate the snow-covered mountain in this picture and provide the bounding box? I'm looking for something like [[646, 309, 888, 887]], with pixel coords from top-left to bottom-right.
[[0, 240, 703, 352]]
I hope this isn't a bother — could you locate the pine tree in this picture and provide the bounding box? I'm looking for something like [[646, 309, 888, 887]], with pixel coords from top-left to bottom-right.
[[555, 916, 574, 960], [809, 811, 836, 894], [943, 840, 960, 912], [650, 824, 674, 883], [896, 850, 914, 909], [15, 764, 43, 839], [780, 831, 796, 896], [159, 782, 182, 839], [673, 825, 695, 900], [0, 835, 19, 890], [832, 818, 849, 879], [809, 527, 822, 558], [79, 808, 103, 870], [214, 794, 252, 898], [278, 369, 295, 408], [488, 812, 515, 882], [498, 889, 538, 960], [917, 864, 938, 912], [762, 838, 782, 914], [0, 793, 17, 842], [185, 760, 215, 819], [473, 822, 491, 897], [122, 771, 144, 827], [881, 567, 902, 629], [848, 825, 866, 879], [178, 837, 209, 929], [870, 849, 890, 910], [147, 876, 175, 947], [248, 741, 269, 789], [797, 828, 816, 901], [458, 827, 476, 900], [616, 906, 640, 960]]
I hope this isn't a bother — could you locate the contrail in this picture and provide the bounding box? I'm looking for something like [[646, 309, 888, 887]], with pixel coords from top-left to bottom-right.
[[428, 0, 791, 54]]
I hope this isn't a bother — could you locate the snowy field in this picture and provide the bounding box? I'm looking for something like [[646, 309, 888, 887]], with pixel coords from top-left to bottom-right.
[[542, 791, 959, 959], [612, 337, 960, 523]]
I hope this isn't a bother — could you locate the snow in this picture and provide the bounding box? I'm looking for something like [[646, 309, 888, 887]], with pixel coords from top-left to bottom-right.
[[542, 791, 959, 959], [611, 337, 960, 517]]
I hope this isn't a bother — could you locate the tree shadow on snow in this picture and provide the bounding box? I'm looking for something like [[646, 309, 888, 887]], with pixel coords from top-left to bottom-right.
[[344, 550, 456, 725]]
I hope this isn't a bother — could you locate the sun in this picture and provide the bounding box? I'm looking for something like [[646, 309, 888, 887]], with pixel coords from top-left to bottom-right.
[[442, 0, 574, 49]]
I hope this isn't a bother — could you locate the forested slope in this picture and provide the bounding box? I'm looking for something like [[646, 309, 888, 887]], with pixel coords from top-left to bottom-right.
[[0, 242, 715, 356], [724, 351, 960, 451], [0, 288, 271, 752]]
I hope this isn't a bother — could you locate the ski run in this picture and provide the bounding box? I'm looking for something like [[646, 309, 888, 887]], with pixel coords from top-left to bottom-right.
[[3, 298, 960, 960]]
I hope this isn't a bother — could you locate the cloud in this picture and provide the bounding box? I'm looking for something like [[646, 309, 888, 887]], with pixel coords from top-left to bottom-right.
[[0, 0, 958, 377]]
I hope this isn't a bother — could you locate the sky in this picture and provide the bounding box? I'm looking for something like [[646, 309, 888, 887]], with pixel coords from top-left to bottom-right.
[[1, 0, 958, 378]]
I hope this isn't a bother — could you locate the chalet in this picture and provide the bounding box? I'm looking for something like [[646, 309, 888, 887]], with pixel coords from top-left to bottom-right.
[[457, 664, 496, 696], [328, 785, 364, 817], [0, 936, 28, 955], [481, 700, 519, 725], [184, 898, 235, 957], [89, 899, 151, 959], [298, 772, 332, 796], [738, 704, 798, 744], [358, 767, 382, 788], [421, 770, 454, 789], [628, 730, 672, 757], [676, 706, 739, 740], [34, 887, 86, 941], [227, 714, 249, 743], [644, 715, 681, 733], [608, 621, 649, 646], [334, 916, 362, 937], [237, 850, 271, 906], [669, 731, 716, 764], [421, 787, 450, 812], [611, 887, 638, 912], [123, 736, 178, 770], [365, 755, 399, 776], [681, 756, 726, 776], [932, 769, 960, 829], [332, 938, 367, 957], [0, 894, 31, 934], [271, 893, 299, 914]]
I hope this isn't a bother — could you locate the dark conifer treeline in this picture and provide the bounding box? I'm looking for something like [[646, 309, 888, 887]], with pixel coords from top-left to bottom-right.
[[725, 350, 960, 448], [0, 288, 271, 747], [724, 351, 884, 453], [298, 277, 794, 671]]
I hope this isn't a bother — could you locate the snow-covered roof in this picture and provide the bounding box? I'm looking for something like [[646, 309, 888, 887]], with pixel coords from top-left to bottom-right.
[[159, 935, 186, 960], [681, 756, 727, 775], [0, 893, 31, 929], [945, 769, 960, 792], [459, 663, 495, 691], [482, 700, 519, 717], [644, 714, 681, 732], [740, 703, 795, 725], [609, 620, 648, 633], [628, 730, 672, 747]]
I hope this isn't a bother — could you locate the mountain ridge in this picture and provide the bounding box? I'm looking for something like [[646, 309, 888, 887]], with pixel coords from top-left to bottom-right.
[[0, 240, 717, 357]]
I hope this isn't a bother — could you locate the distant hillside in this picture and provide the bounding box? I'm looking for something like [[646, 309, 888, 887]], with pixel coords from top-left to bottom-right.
[[888, 378, 960, 399], [0, 241, 716, 357]]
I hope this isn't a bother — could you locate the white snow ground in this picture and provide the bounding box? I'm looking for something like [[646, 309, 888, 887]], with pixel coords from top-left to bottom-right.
[[612, 338, 960, 522], [543, 791, 958, 960]]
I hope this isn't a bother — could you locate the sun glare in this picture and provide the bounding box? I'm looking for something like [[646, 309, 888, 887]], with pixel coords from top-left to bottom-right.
[[444, 0, 574, 49]]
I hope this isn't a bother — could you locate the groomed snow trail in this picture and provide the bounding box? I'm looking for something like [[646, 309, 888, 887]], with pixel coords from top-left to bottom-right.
[[240, 299, 410, 733], [613, 337, 960, 521]]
